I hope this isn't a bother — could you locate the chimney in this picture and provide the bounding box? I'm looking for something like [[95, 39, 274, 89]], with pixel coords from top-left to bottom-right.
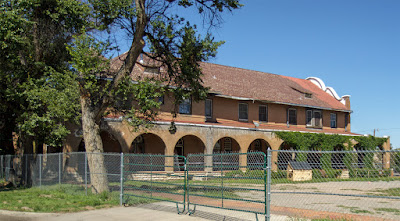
[[342, 95, 351, 110]]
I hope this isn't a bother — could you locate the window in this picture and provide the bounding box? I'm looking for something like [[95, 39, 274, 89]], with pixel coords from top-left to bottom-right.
[[224, 138, 232, 152], [259, 105, 267, 122], [330, 113, 337, 128], [345, 113, 349, 131], [205, 99, 212, 118], [254, 139, 262, 152], [238, 103, 248, 121], [306, 110, 313, 126], [179, 97, 191, 114], [306, 109, 322, 128], [314, 111, 322, 127], [287, 108, 297, 125]]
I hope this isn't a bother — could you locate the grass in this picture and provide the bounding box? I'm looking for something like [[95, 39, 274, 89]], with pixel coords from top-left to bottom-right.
[[0, 183, 153, 213], [368, 188, 400, 197], [374, 207, 400, 215], [337, 205, 373, 214]]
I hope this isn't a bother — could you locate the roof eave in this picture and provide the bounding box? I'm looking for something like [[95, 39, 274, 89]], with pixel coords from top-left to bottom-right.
[[214, 94, 353, 113]]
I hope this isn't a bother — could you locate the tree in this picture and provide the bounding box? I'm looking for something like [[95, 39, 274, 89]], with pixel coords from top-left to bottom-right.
[[0, 0, 89, 157], [67, 0, 242, 193]]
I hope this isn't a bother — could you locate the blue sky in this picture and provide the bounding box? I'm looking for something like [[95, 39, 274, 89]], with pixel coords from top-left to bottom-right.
[[113, 0, 400, 148]]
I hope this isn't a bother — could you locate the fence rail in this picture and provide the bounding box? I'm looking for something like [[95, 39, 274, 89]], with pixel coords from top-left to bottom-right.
[[1, 149, 399, 221]]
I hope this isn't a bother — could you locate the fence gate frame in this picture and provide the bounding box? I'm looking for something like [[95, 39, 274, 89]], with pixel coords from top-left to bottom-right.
[[185, 151, 270, 221], [121, 153, 188, 214]]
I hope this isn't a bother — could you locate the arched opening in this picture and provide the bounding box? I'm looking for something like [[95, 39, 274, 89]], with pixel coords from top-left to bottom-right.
[[130, 133, 165, 154], [174, 135, 205, 156], [247, 139, 271, 170], [213, 137, 240, 153], [75, 131, 122, 153], [174, 135, 205, 171], [332, 145, 345, 169], [277, 142, 297, 170], [101, 131, 122, 153], [129, 133, 166, 171], [213, 137, 240, 171]]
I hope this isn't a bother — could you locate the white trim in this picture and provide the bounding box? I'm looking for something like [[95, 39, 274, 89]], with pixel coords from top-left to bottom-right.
[[306, 77, 350, 106]]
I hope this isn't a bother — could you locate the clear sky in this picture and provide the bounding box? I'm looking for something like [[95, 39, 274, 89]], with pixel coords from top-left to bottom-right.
[[113, 0, 400, 148]]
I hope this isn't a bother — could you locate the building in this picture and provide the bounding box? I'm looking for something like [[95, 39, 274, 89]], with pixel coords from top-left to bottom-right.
[[64, 54, 391, 171]]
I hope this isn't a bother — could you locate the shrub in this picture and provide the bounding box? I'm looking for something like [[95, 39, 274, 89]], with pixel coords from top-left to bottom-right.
[[224, 170, 244, 178]]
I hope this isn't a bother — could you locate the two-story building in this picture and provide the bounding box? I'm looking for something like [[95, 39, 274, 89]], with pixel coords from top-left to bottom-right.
[[64, 54, 391, 171]]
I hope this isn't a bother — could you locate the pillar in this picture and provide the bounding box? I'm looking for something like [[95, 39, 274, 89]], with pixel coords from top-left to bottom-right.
[[382, 137, 391, 170]]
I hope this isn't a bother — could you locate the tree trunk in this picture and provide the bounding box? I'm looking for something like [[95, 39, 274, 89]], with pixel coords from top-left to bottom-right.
[[80, 96, 109, 193]]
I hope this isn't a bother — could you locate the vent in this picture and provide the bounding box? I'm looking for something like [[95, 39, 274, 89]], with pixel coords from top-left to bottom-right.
[[305, 93, 312, 99]]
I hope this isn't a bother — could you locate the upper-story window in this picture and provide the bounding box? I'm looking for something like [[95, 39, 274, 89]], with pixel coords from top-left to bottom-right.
[[345, 113, 349, 131], [179, 97, 191, 115], [259, 105, 267, 122], [306, 109, 322, 128], [330, 113, 337, 128], [287, 108, 297, 125], [238, 103, 248, 121], [205, 99, 212, 119]]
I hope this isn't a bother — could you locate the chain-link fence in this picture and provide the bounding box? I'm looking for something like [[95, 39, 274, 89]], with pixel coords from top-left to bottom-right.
[[1, 150, 400, 220], [0, 152, 122, 197], [271, 149, 400, 221]]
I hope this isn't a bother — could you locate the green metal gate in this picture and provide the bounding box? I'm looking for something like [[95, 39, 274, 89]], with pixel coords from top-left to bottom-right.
[[186, 152, 269, 220], [121, 152, 270, 220], [121, 154, 187, 213]]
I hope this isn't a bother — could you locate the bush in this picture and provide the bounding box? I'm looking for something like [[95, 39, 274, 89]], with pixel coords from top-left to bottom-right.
[[349, 168, 391, 178], [271, 170, 287, 179], [312, 169, 342, 179], [224, 170, 244, 178], [244, 170, 264, 178]]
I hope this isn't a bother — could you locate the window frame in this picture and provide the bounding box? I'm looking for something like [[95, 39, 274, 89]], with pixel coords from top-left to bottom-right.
[[305, 109, 323, 129], [238, 103, 248, 121], [205, 98, 213, 119], [287, 108, 297, 125], [179, 97, 192, 115], [330, 113, 337, 128], [259, 105, 268, 122], [313, 110, 322, 128]]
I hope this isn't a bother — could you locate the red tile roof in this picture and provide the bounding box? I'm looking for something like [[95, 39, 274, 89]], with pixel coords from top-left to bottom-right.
[[111, 53, 350, 112]]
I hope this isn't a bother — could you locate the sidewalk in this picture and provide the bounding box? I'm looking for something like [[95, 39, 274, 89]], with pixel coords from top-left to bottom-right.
[[0, 202, 291, 221]]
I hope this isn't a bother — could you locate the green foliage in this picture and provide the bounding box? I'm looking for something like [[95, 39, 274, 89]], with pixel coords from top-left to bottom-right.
[[349, 168, 391, 178], [0, 0, 90, 149]]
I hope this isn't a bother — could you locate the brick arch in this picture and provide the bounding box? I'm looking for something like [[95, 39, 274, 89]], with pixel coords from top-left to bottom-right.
[[100, 130, 122, 153], [130, 133, 166, 154], [212, 136, 241, 153], [173, 134, 206, 156], [247, 138, 271, 153]]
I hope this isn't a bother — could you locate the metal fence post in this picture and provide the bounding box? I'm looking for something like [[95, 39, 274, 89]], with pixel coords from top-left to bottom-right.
[[39, 154, 42, 189], [0, 155, 3, 179], [59, 153, 62, 185], [266, 148, 272, 221], [25, 155, 28, 186], [120, 152, 124, 206], [85, 152, 88, 196]]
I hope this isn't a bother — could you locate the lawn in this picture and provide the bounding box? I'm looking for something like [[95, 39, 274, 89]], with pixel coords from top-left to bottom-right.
[[0, 182, 152, 213]]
